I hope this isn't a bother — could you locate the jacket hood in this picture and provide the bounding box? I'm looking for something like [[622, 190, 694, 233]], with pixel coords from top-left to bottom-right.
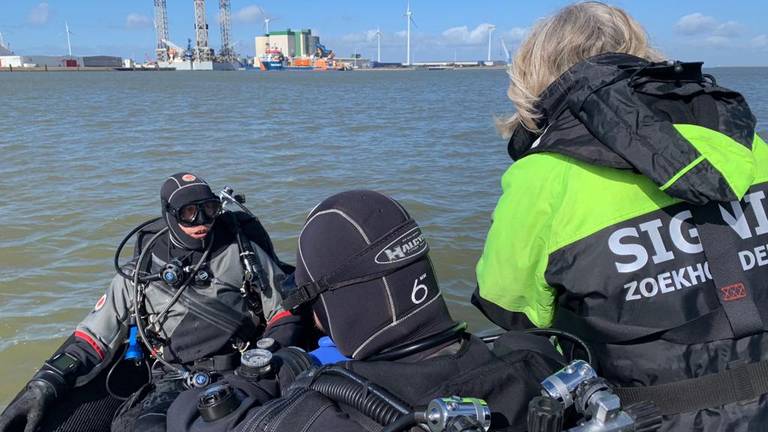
[[508, 53, 757, 205]]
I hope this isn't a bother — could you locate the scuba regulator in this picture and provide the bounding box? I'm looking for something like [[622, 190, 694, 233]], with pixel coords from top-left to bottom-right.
[[417, 397, 491, 432], [527, 360, 663, 432]]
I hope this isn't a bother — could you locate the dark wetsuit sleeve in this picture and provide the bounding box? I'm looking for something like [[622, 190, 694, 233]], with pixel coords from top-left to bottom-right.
[[263, 311, 312, 349]]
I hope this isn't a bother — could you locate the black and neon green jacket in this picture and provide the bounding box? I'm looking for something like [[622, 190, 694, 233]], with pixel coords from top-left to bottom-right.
[[474, 53, 768, 428]]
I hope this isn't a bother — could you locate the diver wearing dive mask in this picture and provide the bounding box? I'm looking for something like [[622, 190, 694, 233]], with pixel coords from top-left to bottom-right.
[[0, 173, 306, 432]]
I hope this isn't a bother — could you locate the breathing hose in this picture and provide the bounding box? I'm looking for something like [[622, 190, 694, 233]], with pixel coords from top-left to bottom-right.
[[131, 226, 186, 374], [367, 322, 468, 362], [105, 342, 151, 400], [303, 365, 413, 427], [380, 413, 417, 432], [113, 217, 161, 281]]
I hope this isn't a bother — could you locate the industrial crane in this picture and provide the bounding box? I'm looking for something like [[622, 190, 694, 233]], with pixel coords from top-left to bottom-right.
[[153, 0, 236, 64]]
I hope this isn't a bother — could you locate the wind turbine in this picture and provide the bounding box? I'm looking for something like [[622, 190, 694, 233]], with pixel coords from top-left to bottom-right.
[[404, 2, 416, 65], [375, 27, 381, 63], [65, 22, 73, 56], [264, 14, 278, 35], [500, 37, 511, 64], [487, 25, 496, 63]]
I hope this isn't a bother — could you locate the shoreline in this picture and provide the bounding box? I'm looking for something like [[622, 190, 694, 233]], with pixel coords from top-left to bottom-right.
[[0, 65, 508, 73]]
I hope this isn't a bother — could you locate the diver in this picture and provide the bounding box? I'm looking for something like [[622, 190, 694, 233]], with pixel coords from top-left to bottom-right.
[[0, 173, 305, 432], [472, 2, 768, 430], [167, 190, 564, 432]]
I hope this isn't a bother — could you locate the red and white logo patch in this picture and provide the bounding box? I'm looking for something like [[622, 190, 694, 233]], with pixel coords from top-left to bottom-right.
[[721, 283, 747, 302], [94, 294, 107, 311], [181, 174, 197, 182]]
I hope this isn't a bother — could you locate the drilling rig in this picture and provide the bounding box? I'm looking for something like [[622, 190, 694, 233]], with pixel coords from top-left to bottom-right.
[[193, 0, 213, 61], [154, 0, 170, 61], [218, 0, 237, 62], [152, 0, 238, 69]]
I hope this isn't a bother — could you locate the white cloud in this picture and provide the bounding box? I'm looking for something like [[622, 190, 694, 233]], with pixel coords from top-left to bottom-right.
[[675, 13, 717, 35], [126, 13, 152, 29], [441, 23, 495, 45], [712, 21, 743, 37], [674, 13, 746, 48], [702, 35, 732, 47], [675, 13, 743, 37], [753, 34, 768, 49], [341, 29, 383, 44], [28, 2, 50, 25], [438, 24, 526, 47], [233, 5, 264, 24], [503, 27, 528, 43]]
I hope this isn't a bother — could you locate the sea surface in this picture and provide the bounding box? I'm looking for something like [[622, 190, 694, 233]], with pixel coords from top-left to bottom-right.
[[0, 67, 766, 408]]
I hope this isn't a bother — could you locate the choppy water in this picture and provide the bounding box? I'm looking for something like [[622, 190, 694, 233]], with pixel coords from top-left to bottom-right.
[[0, 67, 766, 408]]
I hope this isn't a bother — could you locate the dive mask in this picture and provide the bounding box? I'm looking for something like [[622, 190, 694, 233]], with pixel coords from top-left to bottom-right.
[[169, 199, 223, 227]]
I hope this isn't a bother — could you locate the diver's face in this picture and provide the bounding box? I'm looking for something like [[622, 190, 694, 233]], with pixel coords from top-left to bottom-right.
[[178, 223, 212, 240]]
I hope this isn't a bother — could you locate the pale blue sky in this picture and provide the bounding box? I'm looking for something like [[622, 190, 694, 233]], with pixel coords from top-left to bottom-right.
[[1, 1, 767, 65]]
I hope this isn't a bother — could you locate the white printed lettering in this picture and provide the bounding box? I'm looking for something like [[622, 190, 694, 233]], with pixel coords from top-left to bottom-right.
[[411, 274, 428, 304], [756, 245, 768, 267], [688, 263, 707, 285], [621, 261, 712, 302], [639, 219, 675, 264], [609, 228, 648, 273], [658, 272, 675, 293], [669, 210, 703, 254], [745, 191, 768, 236], [639, 277, 659, 297], [719, 201, 752, 239], [624, 281, 641, 301], [740, 250, 756, 271], [671, 267, 691, 289]]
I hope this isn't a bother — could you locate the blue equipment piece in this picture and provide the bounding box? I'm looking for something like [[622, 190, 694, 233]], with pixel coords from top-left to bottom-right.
[[124, 325, 144, 361], [309, 336, 350, 365]]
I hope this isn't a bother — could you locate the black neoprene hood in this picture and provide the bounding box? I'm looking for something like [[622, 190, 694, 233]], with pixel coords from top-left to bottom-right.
[[160, 172, 218, 250], [295, 190, 455, 359]]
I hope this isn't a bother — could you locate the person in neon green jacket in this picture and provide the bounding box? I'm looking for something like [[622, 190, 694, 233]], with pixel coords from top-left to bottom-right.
[[473, 2, 768, 431]]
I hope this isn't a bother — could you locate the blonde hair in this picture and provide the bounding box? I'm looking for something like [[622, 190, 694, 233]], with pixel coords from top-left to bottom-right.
[[498, 2, 663, 137]]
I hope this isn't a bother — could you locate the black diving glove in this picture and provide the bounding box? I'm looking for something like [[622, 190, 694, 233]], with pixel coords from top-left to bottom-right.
[[0, 380, 56, 432], [0, 352, 79, 432]]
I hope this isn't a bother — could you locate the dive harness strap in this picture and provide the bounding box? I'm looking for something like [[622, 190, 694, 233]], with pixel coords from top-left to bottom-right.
[[693, 202, 764, 339], [615, 358, 768, 415], [282, 219, 428, 311]]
